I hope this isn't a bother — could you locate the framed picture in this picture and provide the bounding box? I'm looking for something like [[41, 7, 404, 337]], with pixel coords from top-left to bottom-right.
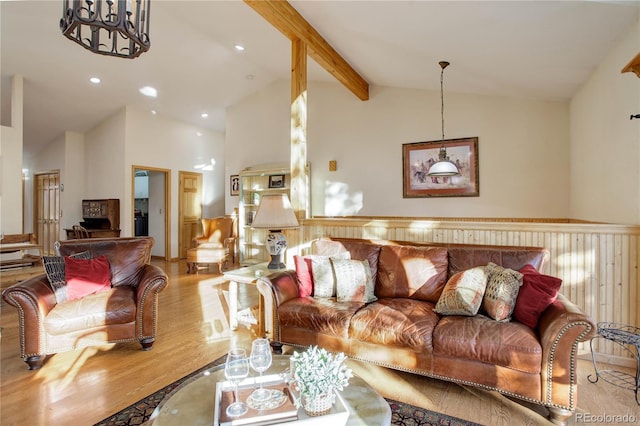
[[230, 175, 240, 196], [402, 137, 479, 198], [268, 174, 285, 189]]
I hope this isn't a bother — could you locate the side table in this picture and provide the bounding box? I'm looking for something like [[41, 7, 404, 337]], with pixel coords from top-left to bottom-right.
[[223, 263, 286, 338], [588, 322, 640, 405]]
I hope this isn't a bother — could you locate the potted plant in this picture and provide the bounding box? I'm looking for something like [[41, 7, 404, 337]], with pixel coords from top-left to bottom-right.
[[290, 345, 353, 416]]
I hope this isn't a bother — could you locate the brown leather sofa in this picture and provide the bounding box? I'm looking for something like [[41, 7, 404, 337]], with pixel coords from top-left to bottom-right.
[[257, 237, 596, 426], [2, 237, 168, 370]]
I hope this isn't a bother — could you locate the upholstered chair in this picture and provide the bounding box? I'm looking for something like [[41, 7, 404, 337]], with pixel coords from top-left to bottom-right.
[[2, 237, 168, 370], [186, 216, 236, 273]]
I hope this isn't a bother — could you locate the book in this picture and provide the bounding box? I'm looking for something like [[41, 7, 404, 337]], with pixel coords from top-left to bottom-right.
[[217, 383, 298, 426]]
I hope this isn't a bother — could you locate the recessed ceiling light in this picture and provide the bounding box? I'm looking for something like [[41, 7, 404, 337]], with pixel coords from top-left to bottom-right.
[[139, 86, 158, 97], [234, 44, 245, 51], [89, 77, 101, 84], [196, 132, 202, 136], [151, 110, 157, 115], [201, 113, 208, 119]]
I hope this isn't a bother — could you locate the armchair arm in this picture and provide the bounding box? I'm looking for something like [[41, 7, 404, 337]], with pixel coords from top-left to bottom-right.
[[257, 270, 300, 341], [135, 264, 169, 340], [537, 293, 596, 411], [1, 275, 57, 359]]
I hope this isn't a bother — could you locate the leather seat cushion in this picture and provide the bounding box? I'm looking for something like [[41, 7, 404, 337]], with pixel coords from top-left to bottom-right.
[[44, 286, 136, 335], [433, 314, 542, 373], [349, 298, 440, 351], [277, 297, 364, 338]]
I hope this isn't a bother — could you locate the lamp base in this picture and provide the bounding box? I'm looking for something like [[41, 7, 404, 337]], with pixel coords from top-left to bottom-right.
[[267, 253, 286, 270], [265, 231, 287, 270]]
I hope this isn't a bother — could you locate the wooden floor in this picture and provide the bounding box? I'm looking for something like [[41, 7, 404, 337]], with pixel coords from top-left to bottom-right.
[[1, 260, 638, 426]]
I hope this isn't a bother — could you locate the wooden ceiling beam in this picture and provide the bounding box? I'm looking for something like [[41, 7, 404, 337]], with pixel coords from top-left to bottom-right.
[[244, 0, 369, 101]]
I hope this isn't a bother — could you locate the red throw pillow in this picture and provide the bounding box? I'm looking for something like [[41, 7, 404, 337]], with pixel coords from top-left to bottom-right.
[[64, 255, 112, 301], [294, 255, 314, 297], [513, 264, 562, 328]]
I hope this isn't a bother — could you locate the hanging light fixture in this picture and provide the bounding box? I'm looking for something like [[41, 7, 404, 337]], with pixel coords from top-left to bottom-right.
[[427, 61, 460, 177], [60, 0, 151, 59]]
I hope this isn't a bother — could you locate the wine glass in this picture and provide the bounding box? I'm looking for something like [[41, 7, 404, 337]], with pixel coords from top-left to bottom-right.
[[224, 348, 249, 417], [249, 338, 273, 401]]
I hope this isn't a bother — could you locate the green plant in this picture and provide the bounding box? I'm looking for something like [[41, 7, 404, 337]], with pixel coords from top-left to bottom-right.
[[290, 346, 353, 407]]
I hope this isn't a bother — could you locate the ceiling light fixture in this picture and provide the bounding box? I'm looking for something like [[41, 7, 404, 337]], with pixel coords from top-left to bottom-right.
[[427, 61, 460, 177], [201, 113, 208, 119], [60, 0, 151, 59], [89, 77, 101, 84], [234, 44, 245, 51], [139, 86, 157, 97]]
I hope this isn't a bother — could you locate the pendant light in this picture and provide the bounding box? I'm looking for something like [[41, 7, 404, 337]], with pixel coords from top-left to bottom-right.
[[427, 61, 460, 177]]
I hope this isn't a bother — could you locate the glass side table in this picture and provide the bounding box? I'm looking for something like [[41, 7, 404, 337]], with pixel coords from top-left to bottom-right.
[[588, 322, 640, 405]]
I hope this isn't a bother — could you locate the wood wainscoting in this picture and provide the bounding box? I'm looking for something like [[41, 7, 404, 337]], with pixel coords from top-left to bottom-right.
[[296, 217, 639, 366]]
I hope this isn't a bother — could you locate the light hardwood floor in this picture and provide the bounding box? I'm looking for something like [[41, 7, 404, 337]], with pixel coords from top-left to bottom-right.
[[1, 260, 638, 425]]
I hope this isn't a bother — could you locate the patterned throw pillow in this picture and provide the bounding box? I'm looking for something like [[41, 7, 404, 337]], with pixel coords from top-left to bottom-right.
[[42, 251, 92, 303], [307, 253, 351, 298], [481, 262, 523, 322], [332, 258, 377, 303], [434, 266, 489, 316]]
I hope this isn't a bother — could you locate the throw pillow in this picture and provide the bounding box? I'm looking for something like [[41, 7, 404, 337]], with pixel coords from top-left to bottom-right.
[[332, 258, 377, 303], [513, 264, 562, 328], [42, 251, 92, 303], [481, 262, 524, 322], [294, 255, 314, 297], [64, 255, 112, 301], [300, 253, 351, 298], [434, 266, 489, 316]]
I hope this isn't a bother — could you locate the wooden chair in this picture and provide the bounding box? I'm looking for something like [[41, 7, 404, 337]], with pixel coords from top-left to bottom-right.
[[72, 225, 89, 239]]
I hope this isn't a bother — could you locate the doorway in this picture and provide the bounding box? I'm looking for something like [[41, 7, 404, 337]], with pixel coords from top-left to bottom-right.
[[33, 171, 60, 255], [178, 171, 203, 259], [132, 166, 170, 260]]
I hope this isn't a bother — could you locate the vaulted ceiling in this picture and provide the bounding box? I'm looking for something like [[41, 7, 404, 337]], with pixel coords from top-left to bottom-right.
[[1, 1, 638, 157]]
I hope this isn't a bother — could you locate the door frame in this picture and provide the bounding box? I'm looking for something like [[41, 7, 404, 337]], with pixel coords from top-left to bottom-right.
[[132, 165, 171, 261]]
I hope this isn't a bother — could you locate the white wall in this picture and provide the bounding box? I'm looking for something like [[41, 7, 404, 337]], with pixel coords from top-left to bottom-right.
[[0, 125, 22, 234], [570, 18, 640, 225], [226, 80, 570, 219], [124, 106, 225, 258]]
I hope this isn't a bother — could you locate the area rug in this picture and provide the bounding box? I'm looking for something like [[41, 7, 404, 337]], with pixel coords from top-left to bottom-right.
[[95, 356, 481, 426]]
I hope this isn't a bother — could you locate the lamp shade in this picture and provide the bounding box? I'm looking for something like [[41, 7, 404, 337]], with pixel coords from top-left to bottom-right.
[[251, 194, 299, 230]]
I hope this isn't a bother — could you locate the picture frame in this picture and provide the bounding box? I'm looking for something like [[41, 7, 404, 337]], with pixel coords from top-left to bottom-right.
[[230, 175, 240, 196], [268, 174, 285, 189], [402, 137, 479, 198]]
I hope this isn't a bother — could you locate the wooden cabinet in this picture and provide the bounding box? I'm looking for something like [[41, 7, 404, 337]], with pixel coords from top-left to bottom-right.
[[238, 164, 291, 265]]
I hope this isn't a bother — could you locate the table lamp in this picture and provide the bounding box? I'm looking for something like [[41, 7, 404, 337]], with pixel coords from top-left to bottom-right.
[[251, 193, 299, 269]]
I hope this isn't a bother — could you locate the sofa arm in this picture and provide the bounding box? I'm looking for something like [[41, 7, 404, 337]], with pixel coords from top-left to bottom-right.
[[1, 275, 57, 359], [537, 293, 596, 412], [135, 264, 169, 340], [257, 270, 300, 341]]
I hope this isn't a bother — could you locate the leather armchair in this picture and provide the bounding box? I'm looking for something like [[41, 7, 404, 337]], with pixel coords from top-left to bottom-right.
[[186, 216, 236, 273], [2, 237, 168, 370]]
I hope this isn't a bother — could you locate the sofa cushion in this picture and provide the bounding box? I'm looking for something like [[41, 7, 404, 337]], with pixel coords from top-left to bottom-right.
[[313, 238, 382, 284], [433, 314, 542, 374], [64, 255, 112, 301], [277, 297, 364, 339], [42, 251, 92, 303], [434, 266, 489, 316], [481, 262, 523, 322], [376, 245, 448, 302], [513, 264, 562, 328], [333, 259, 377, 303], [308, 253, 351, 298], [447, 246, 547, 277], [44, 286, 136, 336], [349, 298, 440, 351]]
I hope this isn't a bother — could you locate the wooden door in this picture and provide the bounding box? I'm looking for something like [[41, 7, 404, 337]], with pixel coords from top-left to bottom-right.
[[178, 171, 202, 259], [34, 172, 60, 255]]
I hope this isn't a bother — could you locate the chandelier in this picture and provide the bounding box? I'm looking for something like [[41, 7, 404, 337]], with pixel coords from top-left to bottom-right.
[[427, 61, 460, 177], [60, 0, 151, 59]]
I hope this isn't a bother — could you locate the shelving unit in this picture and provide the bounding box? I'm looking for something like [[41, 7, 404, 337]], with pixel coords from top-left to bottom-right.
[[238, 164, 291, 266]]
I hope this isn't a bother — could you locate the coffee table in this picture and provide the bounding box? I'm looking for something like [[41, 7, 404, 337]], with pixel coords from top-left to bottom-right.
[[148, 355, 391, 425]]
